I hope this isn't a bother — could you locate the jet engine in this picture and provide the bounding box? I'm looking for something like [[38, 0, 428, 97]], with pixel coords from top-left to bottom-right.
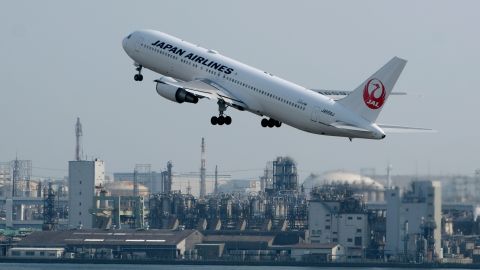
[[156, 82, 198, 104]]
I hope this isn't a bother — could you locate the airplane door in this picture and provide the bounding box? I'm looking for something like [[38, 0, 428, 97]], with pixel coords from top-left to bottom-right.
[[311, 107, 321, 122], [135, 37, 144, 53]]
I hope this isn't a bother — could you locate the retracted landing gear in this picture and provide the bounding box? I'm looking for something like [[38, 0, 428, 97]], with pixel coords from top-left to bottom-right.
[[133, 65, 143, 81], [211, 100, 232, 126], [261, 118, 281, 128]]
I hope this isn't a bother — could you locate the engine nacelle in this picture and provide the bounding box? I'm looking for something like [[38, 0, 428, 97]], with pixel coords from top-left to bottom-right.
[[156, 83, 198, 104]]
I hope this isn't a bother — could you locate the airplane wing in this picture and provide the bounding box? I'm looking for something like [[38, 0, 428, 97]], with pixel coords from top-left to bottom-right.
[[378, 124, 436, 133], [155, 77, 247, 110], [311, 89, 406, 98]]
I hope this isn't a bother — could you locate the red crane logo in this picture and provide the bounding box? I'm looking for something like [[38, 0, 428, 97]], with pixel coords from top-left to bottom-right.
[[363, 78, 386, 109]]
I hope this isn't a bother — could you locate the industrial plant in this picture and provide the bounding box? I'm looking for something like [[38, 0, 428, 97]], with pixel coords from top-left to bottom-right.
[[1, 118, 480, 266]]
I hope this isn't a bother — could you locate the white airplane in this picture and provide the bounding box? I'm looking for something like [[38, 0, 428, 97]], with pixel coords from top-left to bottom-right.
[[122, 30, 431, 140]]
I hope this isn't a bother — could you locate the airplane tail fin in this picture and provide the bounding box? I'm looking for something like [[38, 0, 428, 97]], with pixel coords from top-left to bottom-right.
[[338, 57, 407, 123]]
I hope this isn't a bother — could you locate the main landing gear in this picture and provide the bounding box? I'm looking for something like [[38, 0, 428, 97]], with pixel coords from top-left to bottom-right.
[[261, 118, 281, 128], [133, 65, 143, 81], [211, 115, 232, 125], [211, 100, 232, 126]]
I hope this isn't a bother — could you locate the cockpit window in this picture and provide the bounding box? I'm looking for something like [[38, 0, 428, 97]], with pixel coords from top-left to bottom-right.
[[127, 34, 132, 39]]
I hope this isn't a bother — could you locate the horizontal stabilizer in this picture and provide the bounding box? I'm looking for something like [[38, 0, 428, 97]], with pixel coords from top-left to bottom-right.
[[331, 121, 370, 132], [378, 124, 436, 133]]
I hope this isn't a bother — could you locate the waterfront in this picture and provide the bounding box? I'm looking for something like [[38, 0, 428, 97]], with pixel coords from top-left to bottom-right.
[[0, 264, 474, 270]]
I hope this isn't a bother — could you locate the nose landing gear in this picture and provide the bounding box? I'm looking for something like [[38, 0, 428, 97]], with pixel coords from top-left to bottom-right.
[[133, 65, 143, 81]]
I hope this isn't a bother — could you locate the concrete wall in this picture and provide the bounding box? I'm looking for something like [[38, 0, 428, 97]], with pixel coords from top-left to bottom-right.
[[308, 201, 369, 255], [68, 160, 105, 229], [385, 187, 401, 256], [385, 181, 442, 259]]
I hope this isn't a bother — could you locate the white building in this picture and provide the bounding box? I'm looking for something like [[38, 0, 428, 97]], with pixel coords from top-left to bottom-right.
[[385, 180, 442, 260], [68, 160, 105, 229], [308, 198, 369, 258], [289, 243, 345, 262]]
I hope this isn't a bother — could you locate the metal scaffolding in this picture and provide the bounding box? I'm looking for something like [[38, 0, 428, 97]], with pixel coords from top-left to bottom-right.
[[11, 159, 32, 197], [271, 157, 298, 193], [162, 161, 173, 193], [42, 182, 57, 231]]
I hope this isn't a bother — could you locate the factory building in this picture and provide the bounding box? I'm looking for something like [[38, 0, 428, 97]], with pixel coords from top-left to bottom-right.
[[0, 160, 68, 229], [146, 156, 306, 232], [11, 229, 203, 259], [308, 184, 369, 259], [265, 157, 298, 194], [198, 230, 310, 261], [8, 247, 65, 258], [11, 228, 348, 262], [385, 180, 442, 261], [68, 159, 105, 229]]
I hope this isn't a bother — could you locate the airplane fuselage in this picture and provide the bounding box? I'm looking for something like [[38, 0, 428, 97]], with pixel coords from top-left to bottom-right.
[[123, 30, 385, 139]]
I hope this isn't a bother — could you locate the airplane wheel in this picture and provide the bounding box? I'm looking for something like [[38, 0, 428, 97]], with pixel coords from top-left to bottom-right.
[[211, 116, 218, 125], [225, 116, 232, 125], [138, 74, 143, 81], [217, 116, 225, 125], [275, 121, 281, 128], [261, 119, 268, 127], [268, 119, 275, 128], [134, 74, 139, 81]]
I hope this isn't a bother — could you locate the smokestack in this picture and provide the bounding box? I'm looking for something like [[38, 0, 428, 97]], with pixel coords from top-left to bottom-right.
[[75, 117, 83, 161], [200, 137, 206, 199]]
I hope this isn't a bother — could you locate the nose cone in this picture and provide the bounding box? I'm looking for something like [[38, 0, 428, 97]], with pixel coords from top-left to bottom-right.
[[122, 37, 128, 51]]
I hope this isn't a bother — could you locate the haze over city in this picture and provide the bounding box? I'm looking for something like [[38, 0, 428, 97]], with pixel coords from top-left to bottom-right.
[[1, 1, 479, 180]]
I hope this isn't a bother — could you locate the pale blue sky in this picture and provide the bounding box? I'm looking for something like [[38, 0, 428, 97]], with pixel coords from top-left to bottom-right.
[[1, 1, 479, 179]]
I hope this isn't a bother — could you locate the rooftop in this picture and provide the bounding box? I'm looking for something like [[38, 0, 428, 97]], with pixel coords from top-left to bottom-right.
[[16, 229, 201, 247]]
